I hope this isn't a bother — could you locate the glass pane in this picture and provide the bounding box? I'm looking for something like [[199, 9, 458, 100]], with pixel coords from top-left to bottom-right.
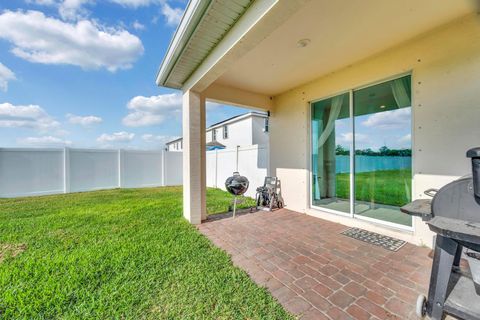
[[353, 75, 412, 227], [311, 92, 351, 213]]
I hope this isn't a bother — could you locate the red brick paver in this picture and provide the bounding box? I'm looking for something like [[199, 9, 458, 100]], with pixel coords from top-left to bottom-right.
[[198, 209, 432, 319]]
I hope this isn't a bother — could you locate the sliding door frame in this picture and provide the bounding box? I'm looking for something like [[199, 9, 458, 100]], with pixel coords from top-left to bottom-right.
[[309, 72, 413, 231]]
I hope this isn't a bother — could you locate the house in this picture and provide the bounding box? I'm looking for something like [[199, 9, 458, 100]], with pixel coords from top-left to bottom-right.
[[156, 0, 480, 247], [165, 111, 269, 151]]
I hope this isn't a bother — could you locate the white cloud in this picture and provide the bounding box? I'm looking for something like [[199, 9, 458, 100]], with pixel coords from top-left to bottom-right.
[[206, 101, 224, 111], [66, 113, 102, 126], [361, 108, 411, 130], [0, 10, 144, 72], [142, 133, 174, 144], [0, 102, 60, 131], [337, 132, 368, 144], [110, 0, 160, 7], [132, 20, 145, 30], [17, 135, 72, 147], [97, 131, 135, 143], [58, 0, 92, 20], [0, 63, 16, 92], [398, 133, 411, 144], [25, 0, 57, 6], [122, 92, 182, 127], [26, 0, 92, 20], [27, 0, 184, 27], [161, 2, 182, 26]]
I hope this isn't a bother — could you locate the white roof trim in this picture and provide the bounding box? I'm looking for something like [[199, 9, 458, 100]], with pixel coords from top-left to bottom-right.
[[156, 0, 212, 88], [207, 112, 267, 130]]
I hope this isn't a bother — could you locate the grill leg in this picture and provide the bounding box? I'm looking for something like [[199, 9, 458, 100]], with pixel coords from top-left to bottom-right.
[[233, 196, 237, 218], [453, 244, 462, 269], [428, 235, 458, 320]]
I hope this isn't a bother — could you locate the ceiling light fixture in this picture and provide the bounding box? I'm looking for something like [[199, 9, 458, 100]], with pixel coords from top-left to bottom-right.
[[297, 39, 311, 48]]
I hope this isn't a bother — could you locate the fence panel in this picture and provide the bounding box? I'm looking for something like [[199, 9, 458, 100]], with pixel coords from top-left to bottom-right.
[[122, 150, 163, 188], [0, 149, 64, 197], [0, 146, 268, 198], [69, 149, 119, 193], [212, 148, 237, 193], [236, 145, 268, 198], [206, 151, 217, 188], [164, 151, 182, 186]]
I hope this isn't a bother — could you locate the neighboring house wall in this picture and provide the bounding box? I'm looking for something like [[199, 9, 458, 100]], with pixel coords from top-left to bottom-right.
[[270, 14, 480, 247], [166, 140, 182, 152], [168, 113, 269, 151], [206, 117, 252, 148], [251, 116, 269, 146]]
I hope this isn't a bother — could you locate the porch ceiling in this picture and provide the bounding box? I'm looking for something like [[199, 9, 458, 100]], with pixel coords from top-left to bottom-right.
[[215, 0, 475, 96]]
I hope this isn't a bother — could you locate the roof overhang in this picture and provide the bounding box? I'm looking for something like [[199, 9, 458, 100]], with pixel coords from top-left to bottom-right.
[[156, 0, 255, 89], [157, 0, 475, 97]]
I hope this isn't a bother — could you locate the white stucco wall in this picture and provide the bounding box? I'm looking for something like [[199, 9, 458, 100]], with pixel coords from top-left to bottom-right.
[[251, 116, 269, 146], [269, 14, 480, 247]]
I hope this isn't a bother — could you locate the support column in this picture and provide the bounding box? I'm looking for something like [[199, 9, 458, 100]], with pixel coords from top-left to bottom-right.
[[182, 90, 207, 224]]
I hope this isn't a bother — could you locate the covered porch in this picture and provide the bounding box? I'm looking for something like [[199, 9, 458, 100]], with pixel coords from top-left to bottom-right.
[[156, 0, 480, 247]]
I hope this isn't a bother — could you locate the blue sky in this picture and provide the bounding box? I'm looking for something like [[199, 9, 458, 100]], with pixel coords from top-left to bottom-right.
[[0, 0, 249, 149]]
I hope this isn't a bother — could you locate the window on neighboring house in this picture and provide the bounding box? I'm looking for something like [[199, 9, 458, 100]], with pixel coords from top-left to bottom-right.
[[223, 125, 228, 139], [212, 129, 217, 141], [264, 117, 269, 132], [180, 140, 183, 149]]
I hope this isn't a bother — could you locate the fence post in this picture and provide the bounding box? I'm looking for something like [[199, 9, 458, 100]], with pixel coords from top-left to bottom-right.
[[214, 149, 218, 188], [118, 149, 123, 188], [236, 145, 239, 172], [161, 150, 166, 186], [63, 147, 70, 193]]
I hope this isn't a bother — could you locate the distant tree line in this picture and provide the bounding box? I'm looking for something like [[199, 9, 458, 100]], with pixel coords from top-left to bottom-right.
[[335, 145, 411, 157]]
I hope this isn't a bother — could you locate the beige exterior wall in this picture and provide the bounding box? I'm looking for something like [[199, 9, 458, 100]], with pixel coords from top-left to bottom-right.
[[269, 14, 480, 247]]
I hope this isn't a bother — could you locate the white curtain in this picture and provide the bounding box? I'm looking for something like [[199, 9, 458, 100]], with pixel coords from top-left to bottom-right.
[[317, 95, 344, 147], [313, 95, 344, 200], [391, 78, 411, 107]]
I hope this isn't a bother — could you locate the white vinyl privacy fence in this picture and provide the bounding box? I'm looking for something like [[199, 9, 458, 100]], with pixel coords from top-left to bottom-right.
[[0, 148, 182, 198], [0, 145, 267, 198], [206, 145, 268, 198]]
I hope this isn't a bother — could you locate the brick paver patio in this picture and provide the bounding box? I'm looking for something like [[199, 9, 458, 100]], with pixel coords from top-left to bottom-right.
[[198, 209, 432, 319]]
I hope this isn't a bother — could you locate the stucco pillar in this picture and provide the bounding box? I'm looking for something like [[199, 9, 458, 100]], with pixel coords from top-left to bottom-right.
[[182, 90, 207, 224]]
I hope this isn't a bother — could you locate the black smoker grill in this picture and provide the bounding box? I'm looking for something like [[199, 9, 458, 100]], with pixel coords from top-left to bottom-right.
[[401, 147, 480, 320]]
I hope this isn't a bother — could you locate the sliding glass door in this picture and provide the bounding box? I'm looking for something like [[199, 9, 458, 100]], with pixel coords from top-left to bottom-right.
[[311, 92, 351, 214], [311, 75, 412, 228]]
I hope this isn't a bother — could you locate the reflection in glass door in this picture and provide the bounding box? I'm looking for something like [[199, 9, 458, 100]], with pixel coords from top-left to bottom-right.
[[311, 92, 351, 214], [311, 75, 412, 228], [353, 76, 412, 227]]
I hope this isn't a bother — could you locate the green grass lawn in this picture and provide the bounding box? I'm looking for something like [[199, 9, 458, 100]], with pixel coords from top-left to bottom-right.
[[205, 188, 256, 214], [0, 187, 291, 319], [336, 169, 412, 207]]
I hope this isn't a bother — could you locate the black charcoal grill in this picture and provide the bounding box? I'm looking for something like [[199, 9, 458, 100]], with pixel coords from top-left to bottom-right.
[[401, 147, 480, 320], [225, 172, 249, 218]]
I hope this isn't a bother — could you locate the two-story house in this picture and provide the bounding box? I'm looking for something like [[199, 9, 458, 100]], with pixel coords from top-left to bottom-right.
[[166, 111, 269, 151]]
